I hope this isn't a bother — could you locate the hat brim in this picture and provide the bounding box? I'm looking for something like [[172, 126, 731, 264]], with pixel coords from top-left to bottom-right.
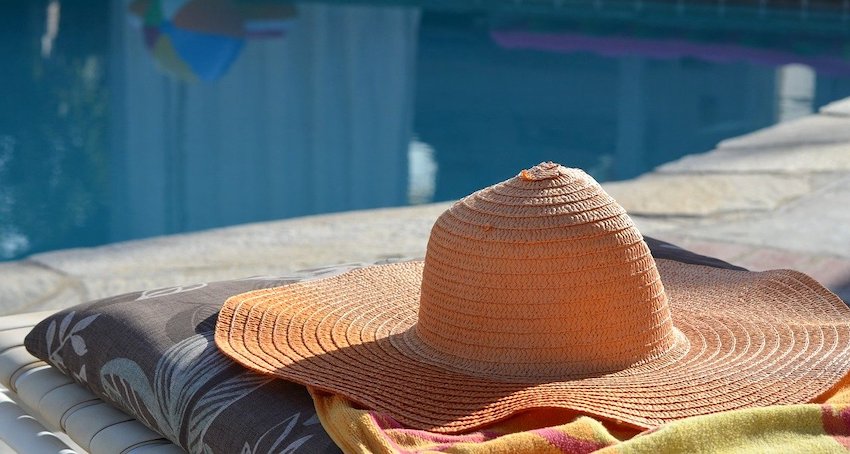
[[215, 258, 850, 433]]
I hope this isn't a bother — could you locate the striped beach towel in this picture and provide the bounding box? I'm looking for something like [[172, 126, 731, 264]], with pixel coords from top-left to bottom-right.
[[310, 375, 850, 453]]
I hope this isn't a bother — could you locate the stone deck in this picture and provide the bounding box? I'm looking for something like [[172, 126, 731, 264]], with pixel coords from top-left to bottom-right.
[[2, 97, 850, 314]]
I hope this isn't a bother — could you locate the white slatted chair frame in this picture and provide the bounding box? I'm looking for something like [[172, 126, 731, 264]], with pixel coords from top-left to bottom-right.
[[0, 312, 184, 454]]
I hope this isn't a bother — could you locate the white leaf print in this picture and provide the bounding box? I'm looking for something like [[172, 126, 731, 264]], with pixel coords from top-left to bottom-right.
[[100, 332, 275, 453], [255, 413, 299, 452], [239, 412, 315, 454], [45, 320, 56, 349], [58, 312, 74, 340], [188, 374, 270, 449], [49, 352, 65, 371], [277, 435, 313, 454], [101, 358, 159, 430], [70, 314, 100, 334], [70, 335, 87, 355], [136, 283, 208, 301], [44, 312, 98, 375], [237, 275, 301, 282]]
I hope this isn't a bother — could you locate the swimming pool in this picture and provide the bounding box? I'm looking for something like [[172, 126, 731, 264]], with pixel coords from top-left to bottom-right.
[[2, 0, 850, 261]]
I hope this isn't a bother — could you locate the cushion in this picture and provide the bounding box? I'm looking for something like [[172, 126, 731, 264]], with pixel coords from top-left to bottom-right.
[[24, 239, 743, 453], [23, 263, 382, 453]]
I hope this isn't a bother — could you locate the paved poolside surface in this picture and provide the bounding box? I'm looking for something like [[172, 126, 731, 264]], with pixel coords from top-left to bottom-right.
[[3, 98, 850, 314]]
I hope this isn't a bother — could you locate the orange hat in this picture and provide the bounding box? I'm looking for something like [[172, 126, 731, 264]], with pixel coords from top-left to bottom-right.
[[215, 162, 850, 433]]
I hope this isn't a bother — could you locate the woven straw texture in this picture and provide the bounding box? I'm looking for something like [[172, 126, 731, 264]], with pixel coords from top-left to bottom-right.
[[215, 163, 850, 433]]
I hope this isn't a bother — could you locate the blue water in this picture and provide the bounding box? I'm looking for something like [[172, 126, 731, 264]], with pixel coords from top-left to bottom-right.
[[2, 0, 850, 261]]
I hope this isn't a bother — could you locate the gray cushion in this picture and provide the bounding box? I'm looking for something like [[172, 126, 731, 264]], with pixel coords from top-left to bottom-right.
[[22, 263, 384, 453]]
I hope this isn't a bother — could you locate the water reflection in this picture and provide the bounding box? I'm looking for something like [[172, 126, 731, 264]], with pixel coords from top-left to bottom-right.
[[3, 1, 850, 261], [490, 18, 850, 75], [408, 139, 438, 205], [41, 0, 61, 58], [111, 3, 420, 241], [0, 2, 110, 260], [127, 0, 296, 82]]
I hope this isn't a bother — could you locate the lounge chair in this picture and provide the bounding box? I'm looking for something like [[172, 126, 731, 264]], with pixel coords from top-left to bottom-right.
[[0, 311, 183, 454]]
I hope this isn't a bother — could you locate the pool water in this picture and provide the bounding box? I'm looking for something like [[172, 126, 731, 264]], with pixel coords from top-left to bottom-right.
[[2, 0, 850, 261]]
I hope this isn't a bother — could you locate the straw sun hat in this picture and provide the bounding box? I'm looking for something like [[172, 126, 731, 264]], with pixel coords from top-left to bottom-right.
[[215, 162, 850, 433]]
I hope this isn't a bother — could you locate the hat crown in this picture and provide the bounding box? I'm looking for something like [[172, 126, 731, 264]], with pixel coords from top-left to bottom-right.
[[416, 162, 675, 379]]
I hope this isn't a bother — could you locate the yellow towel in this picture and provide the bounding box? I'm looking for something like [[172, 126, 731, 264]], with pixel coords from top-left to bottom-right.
[[310, 375, 850, 453]]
